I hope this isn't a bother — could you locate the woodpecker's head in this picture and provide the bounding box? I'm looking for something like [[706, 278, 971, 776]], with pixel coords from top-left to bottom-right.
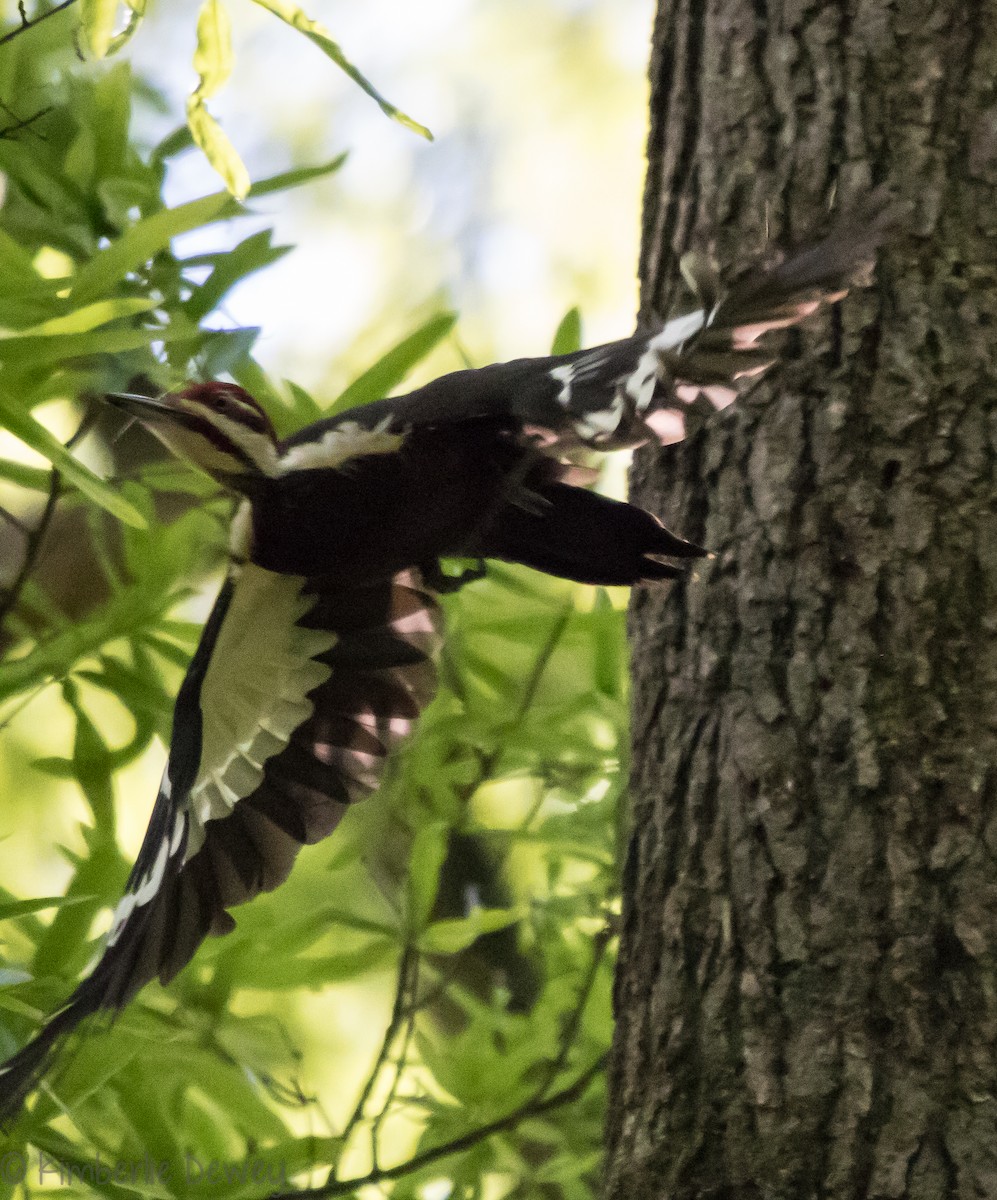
[[107, 383, 280, 487]]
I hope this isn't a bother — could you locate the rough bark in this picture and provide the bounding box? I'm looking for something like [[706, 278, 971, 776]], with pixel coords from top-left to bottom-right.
[[606, 2, 997, 1198]]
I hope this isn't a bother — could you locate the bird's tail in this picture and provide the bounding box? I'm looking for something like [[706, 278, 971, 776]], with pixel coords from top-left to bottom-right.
[[480, 467, 708, 586], [0, 976, 103, 1128], [552, 195, 895, 449]]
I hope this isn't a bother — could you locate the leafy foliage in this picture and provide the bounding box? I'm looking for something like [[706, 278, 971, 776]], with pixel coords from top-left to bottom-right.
[[5, 0, 428, 195], [0, 50, 625, 1200]]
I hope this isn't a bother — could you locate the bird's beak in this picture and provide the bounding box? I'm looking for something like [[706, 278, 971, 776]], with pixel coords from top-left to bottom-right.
[[104, 392, 175, 419], [105, 392, 202, 433]]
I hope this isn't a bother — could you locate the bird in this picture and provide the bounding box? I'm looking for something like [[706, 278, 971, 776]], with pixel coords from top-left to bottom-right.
[[0, 206, 889, 1124]]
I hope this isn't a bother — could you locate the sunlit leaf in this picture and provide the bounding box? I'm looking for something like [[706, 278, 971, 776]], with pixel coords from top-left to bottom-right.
[[80, 0, 120, 58], [330, 311, 458, 414], [0, 393, 146, 527], [187, 0, 250, 197], [0, 459, 50, 490], [2, 297, 157, 339], [106, 0, 145, 53], [192, 0, 234, 97], [551, 306, 583, 355], [69, 191, 236, 305], [0, 895, 93, 922], [251, 0, 432, 139], [187, 101, 250, 199], [419, 908, 522, 954]]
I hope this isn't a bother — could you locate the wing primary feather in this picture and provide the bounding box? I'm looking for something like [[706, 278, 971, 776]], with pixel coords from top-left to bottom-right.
[[0, 569, 440, 1126]]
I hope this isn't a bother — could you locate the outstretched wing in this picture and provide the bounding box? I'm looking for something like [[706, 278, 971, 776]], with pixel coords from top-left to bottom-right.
[[0, 565, 438, 1121]]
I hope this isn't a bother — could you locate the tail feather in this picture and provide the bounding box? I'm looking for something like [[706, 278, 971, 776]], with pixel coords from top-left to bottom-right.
[[0, 984, 99, 1128], [549, 196, 894, 450], [480, 478, 707, 587]]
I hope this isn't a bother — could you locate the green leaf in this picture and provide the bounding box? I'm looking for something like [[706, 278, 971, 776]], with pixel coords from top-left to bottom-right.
[[406, 820, 448, 933], [247, 152, 348, 197], [196, 325, 260, 377], [69, 191, 236, 305], [182, 230, 291, 321], [0, 393, 146, 527], [2, 297, 157, 339], [0, 459, 50, 490], [251, 0, 432, 139], [80, 0, 121, 57], [329, 311, 458, 414], [419, 908, 522, 954], [192, 0, 234, 97], [551, 306, 582, 355], [106, 0, 144, 53], [234, 939, 396, 988], [0, 324, 173, 370], [0, 894, 92, 922], [187, 0, 250, 198], [187, 101, 250, 199]]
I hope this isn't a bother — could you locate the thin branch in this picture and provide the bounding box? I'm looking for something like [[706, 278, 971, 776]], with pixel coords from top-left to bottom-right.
[[368, 953, 419, 1168], [535, 924, 612, 1098], [472, 600, 573, 782], [0, 104, 51, 138], [269, 1054, 607, 1200], [0, 0, 77, 46], [0, 504, 32, 536], [0, 410, 96, 638], [331, 944, 417, 1179]]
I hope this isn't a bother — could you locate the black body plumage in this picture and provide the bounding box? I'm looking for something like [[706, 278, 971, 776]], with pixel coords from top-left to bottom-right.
[[0, 207, 890, 1125]]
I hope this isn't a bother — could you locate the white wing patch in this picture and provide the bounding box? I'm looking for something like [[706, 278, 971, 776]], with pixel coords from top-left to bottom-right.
[[625, 309, 708, 412], [279, 419, 404, 473], [187, 564, 337, 857]]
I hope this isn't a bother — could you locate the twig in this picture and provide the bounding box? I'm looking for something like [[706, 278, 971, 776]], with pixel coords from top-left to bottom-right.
[[367, 954, 419, 1168], [269, 1054, 607, 1200], [535, 924, 612, 1098], [331, 944, 417, 1179], [0, 410, 96, 638], [473, 600, 573, 782], [0, 504, 31, 536], [0, 0, 77, 47], [0, 104, 51, 138]]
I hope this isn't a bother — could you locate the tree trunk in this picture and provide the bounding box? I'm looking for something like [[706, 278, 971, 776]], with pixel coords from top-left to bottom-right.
[[606, 2, 997, 1198]]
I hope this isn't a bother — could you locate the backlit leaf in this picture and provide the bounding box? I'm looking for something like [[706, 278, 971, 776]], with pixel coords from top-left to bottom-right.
[[0, 393, 146, 527], [251, 0, 431, 139]]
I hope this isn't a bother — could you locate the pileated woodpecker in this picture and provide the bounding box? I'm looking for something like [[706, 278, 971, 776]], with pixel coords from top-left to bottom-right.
[[0, 211, 888, 1123]]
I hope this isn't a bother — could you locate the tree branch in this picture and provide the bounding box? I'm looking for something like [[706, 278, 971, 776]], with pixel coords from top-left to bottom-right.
[[269, 1054, 607, 1200], [0, 103, 51, 138], [0, 0, 77, 47], [0, 410, 96, 639], [330, 943, 418, 1178]]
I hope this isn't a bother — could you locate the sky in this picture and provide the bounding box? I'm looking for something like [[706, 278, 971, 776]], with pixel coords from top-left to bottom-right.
[[129, 0, 654, 393]]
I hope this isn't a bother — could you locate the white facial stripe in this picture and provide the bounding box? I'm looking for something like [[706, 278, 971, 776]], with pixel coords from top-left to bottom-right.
[[148, 414, 280, 479]]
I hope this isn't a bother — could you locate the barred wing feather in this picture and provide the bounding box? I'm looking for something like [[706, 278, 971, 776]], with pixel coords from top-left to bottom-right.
[[0, 566, 439, 1122]]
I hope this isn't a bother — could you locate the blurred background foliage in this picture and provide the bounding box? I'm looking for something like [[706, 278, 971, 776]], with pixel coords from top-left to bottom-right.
[[0, 0, 650, 1195]]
